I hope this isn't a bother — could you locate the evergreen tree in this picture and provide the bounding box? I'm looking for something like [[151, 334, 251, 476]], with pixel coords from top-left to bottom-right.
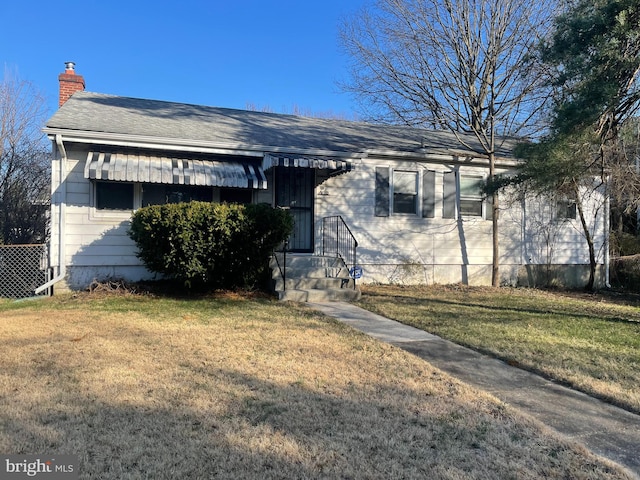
[[515, 0, 640, 290]]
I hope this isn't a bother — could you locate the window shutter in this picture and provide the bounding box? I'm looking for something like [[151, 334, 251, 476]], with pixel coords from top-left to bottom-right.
[[443, 171, 456, 219], [375, 166, 390, 217], [485, 192, 494, 220], [422, 170, 435, 218]]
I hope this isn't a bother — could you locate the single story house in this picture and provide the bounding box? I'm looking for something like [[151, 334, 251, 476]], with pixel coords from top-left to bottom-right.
[[37, 63, 608, 294]]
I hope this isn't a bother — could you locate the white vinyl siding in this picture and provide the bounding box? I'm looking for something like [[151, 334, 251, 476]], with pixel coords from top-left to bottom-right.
[[315, 158, 606, 287], [51, 145, 607, 290]]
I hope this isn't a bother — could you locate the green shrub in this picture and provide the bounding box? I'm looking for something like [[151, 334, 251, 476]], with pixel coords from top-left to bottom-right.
[[611, 254, 640, 291], [128, 202, 293, 290], [610, 231, 640, 256]]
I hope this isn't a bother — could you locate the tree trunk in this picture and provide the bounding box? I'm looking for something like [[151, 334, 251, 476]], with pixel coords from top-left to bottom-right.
[[574, 182, 596, 291], [490, 152, 500, 287]]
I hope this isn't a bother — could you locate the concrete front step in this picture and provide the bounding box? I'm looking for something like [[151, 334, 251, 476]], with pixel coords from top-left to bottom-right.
[[270, 253, 361, 303], [274, 276, 356, 291], [278, 288, 362, 303]]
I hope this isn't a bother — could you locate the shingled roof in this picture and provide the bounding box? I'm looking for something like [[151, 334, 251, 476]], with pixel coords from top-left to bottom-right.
[[45, 91, 517, 160]]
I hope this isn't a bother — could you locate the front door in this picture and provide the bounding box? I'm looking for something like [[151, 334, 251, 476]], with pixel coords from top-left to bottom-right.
[[275, 167, 314, 252]]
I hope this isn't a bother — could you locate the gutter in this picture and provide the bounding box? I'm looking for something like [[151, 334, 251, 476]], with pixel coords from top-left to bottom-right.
[[362, 149, 520, 168], [43, 128, 517, 166], [35, 134, 67, 294], [42, 128, 363, 159]]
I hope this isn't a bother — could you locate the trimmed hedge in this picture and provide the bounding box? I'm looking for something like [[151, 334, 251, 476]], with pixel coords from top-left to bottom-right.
[[128, 202, 293, 290]]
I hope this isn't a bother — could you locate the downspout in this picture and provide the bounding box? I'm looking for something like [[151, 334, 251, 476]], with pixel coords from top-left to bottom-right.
[[604, 177, 611, 288], [35, 134, 67, 294]]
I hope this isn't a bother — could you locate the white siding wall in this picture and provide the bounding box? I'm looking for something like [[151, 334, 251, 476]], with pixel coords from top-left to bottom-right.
[[314, 157, 606, 286], [52, 145, 154, 290], [522, 189, 606, 266], [52, 147, 278, 290], [51, 146, 607, 290]]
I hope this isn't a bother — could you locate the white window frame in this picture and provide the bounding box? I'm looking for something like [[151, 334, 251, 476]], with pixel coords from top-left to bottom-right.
[[458, 175, 484, 217], [392, 170, 419, 215]]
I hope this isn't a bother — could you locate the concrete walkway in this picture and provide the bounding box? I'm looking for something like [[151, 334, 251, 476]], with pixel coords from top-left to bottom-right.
[[308, 301, 640, 479]]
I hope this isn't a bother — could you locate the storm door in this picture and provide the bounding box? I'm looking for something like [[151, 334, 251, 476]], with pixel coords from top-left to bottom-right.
[[275, 167, 314, 252]]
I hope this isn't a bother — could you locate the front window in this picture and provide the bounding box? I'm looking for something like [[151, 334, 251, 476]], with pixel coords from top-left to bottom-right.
[[393, 170, 418, 214], [142, 184, 212, 207], [220, 188, 253, 205], [459, 175, 483, 216], [95, 182, 134, 210]]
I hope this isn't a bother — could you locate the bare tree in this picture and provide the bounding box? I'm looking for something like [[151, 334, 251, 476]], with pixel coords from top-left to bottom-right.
[[340, 0, 556, 286], [0, 72, 50, 244]]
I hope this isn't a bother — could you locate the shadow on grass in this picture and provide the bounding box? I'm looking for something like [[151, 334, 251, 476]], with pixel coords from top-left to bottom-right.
[[1, 364, 627, 480], [0, 300, 632, 480], [360, 290, 640, 326]]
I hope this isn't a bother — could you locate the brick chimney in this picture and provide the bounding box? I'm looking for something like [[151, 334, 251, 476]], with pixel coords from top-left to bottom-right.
[[58, 62, 85, 107]]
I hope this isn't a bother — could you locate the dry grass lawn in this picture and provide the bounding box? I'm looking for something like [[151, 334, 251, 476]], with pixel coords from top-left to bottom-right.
[[0, 293, 632, 479]]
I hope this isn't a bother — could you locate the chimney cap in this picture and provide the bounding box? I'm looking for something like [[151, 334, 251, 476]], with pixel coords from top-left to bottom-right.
[[59, 62, 84, 107]]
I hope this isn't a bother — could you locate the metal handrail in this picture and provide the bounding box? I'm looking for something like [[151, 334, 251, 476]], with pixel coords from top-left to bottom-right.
[[322, 216, 359, 289], [272, 240, 288, 291]]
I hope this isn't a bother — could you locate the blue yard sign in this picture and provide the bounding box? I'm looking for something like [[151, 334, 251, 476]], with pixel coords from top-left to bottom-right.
[[349, 266, 363, 279]]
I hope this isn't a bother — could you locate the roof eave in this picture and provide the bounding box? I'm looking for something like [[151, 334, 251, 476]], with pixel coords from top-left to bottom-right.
[[363, 148, 520, 168], [43, 127, 519, 167], [43, 127, 365, 159]]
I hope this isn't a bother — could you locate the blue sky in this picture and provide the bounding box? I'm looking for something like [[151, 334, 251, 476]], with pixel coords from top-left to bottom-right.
[[1, 0, 365, 119]]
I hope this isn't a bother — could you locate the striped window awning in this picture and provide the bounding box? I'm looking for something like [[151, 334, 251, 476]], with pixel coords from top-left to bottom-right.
[[84, 152, 267, 189], [263, 153, 353, 174]]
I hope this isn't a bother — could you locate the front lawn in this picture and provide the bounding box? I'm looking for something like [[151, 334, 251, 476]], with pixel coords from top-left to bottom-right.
[[358, 285, 640, 414], [0, 292, 631, 479]]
